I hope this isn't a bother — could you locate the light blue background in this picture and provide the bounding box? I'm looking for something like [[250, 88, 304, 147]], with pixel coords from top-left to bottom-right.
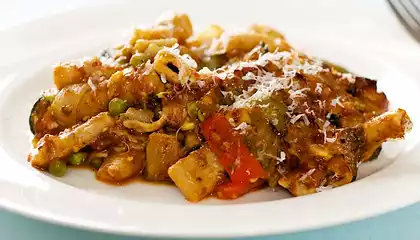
[[1, 203, 420, 240], [1, 0, 420, 239]]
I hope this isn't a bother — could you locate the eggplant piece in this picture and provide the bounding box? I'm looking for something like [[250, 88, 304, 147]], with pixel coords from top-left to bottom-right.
[[29, 97, 42, 134], [367, 145, 382, 161], [29, 94, 55, 134]]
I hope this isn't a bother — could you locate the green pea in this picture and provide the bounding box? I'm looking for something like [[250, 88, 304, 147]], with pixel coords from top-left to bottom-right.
[[68, 152, 87, 166], [90, 158, 103, 170], [203, 55, 227, 70], [130, 53, 148, 67], [121, 46, 133, 57], [108, 98, 128, 116], [48, 160, 67, 177], [197, 110, 205, 122]]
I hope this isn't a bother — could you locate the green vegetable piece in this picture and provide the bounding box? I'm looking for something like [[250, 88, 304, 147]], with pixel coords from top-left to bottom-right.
[[187, 102, 198, 119], [48, 160, 67, 177], [203, 54, 227, 70], [130, 53, 148, 67], [90, 158, 103, 170], [181, 121, 195, 131], [121, 46, 133, 57], [68, 152, 87, 166], [197, 110, 205, 122], [156, 91, 170, 98], [108, 98, 128, 116]]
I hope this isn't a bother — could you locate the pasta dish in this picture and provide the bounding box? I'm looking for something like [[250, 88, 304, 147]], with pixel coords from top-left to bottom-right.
[[28, 12, 412, 202]]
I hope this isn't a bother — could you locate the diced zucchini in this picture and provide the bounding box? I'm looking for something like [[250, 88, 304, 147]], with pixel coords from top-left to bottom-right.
[[168, 146, 224, 202], [145, 133, 183, 181], [29, 93, 56, 134]]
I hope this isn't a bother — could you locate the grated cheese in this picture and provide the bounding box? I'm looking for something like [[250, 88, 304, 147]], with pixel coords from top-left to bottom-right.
[[331, 96, 344, 108], [234, 122, 250, 134], [280, 151, 286, 162], [220, 90, 232, 98], [315, 83, 323, 95], [160, 73, 167, 83], [341, 73, 355, 83], [265, 152, 286, 163], [87, 78, 97, 93], [321, 116, 337, 143], [143, 60, 153, 75], [299, 168, 316, 181], [196, 80, 206, 88], [290, 114, 310, 125], [315, 100, 325, 109], [289, 88, 310, 98], [242, 72, 256, 81]]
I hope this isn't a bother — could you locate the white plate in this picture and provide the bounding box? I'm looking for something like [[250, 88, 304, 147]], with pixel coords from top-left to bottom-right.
[[1, 0, 420, 238]]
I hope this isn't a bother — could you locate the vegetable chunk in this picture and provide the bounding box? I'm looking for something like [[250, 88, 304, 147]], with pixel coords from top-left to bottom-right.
[[145, 133, 184, 181], [97, 150, 145, 182], [29, 112, 115, 168], [168, 146, 224, 202]]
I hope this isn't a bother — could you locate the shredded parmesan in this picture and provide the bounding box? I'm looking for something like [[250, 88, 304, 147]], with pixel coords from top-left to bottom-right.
[[143, 60, 153, 75], [290, 114, 310, 125], [242, 72, 256, 81], [234, 122, 250, 134], [280, 151, 286, 162], [289, 88, 310, 98], [160, 73, 167, 83], [321, 116, 337, 143], [315, 100, 325, 109], [299, 169, 316, 181], [331, 96, 344, 108], [225, 50, 324, 109], [87, 78, 97, 93], [196, 80, 206, 88], [315, 83, 323, 95], [265, 152, 286, 163], [341, 73, 355, 83]]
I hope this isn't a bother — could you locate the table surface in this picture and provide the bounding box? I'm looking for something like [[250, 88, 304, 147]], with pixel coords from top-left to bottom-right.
[[1, 0, 420, 239]]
